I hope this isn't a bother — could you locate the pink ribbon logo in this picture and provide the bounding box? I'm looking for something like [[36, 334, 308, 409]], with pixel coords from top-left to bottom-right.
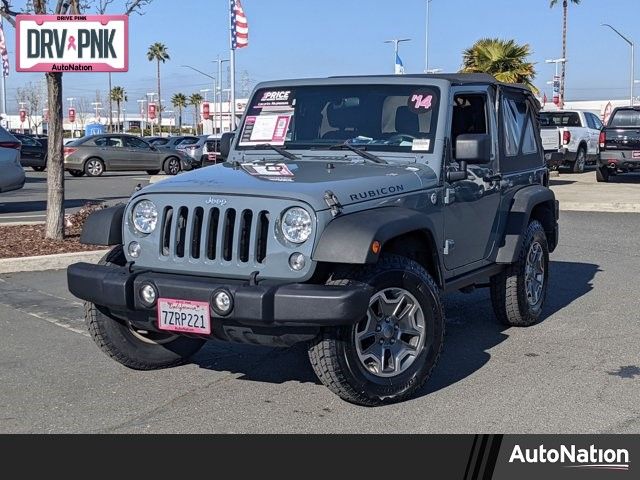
[[67, 36, 77, 51]]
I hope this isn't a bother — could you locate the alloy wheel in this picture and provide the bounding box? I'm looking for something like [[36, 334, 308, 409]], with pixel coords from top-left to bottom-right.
[[354, 287, 426, 377], [525, 241, 545, 306]]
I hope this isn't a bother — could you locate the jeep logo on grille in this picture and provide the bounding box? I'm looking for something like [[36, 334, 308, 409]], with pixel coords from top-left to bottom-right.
[[205, 197, 227, 206]]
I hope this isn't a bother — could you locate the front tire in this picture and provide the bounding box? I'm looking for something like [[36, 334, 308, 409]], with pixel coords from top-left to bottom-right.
[[85, 247, 206, 370], [163, 157, 181, 175], [308, 254, 445, 406], [490, 220, 549, 327]]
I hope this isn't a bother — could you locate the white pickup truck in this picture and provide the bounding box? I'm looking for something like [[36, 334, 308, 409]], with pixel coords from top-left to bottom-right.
[[539, 110, 603, 173]]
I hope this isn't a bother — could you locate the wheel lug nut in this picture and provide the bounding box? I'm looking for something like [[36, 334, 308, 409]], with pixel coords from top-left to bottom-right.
[[379, 339, 384, 345], [385, 318, 390, 323], [394, 324, 399, 330], [376, 326, 381, 332]]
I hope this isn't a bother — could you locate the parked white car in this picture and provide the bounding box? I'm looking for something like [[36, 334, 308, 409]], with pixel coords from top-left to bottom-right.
[[0, 126, 25, 193], [539, 110, 603, 173]]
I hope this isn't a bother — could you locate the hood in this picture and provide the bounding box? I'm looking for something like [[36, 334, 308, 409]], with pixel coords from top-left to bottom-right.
[[137, 160, 438, 211]]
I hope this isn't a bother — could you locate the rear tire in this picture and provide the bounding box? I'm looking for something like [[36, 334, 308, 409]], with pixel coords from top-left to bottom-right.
[[68, 170, 85, 177], [490, 220, 549, 327], [572, 147, 586, 173], [596, 166, 610, 183], [163, 157, 181, 175], [85, 246, 206, 370], [85, 158, 105, 177], [146, 169, 160, 175], [32, 166, 46, 172], [307, 254, 445, 406]]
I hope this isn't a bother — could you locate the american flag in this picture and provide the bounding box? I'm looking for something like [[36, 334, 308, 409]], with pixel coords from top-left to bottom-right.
[[0, 22, 9, 77], [230, 0, 249, 49]]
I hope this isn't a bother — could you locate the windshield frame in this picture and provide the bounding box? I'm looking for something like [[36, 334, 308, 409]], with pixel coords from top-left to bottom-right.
[[236, 83, 441, 155]]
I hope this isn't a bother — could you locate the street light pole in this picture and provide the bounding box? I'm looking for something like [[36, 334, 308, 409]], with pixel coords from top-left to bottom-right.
[[215, 56, 230, 133], [545, 58, 566, 107], [147, 92, 157, 136], [602, 24, 635, 106], [425, 0, 433, 73], [137, 99, 146, 136]]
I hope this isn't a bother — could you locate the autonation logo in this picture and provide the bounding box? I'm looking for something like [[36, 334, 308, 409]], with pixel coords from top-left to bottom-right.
[[509, 444, 630, 471]]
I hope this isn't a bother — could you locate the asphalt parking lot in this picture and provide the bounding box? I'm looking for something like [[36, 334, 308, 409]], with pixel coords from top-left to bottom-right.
[[0, 210, 638, 433], [0, 171, 151, 225]]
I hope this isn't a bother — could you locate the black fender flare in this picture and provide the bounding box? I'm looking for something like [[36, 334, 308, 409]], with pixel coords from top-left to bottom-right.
[[312, 207, 440, 265], [80, 204, 125, 246], [495, 185, 558, 264]]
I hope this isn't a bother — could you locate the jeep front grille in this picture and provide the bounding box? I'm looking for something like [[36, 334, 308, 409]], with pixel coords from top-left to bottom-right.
[[159, 205, 270, 265]]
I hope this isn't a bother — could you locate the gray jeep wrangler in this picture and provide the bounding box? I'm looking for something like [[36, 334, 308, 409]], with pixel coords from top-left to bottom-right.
[[68, 73, 558, 406]]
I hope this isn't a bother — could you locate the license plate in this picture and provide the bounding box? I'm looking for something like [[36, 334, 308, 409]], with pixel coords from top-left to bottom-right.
[[157, 298, 211, 335], [633, 151, 640, 159]]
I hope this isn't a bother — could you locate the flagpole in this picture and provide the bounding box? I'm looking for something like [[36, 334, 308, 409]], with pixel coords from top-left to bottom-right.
[[1, 17, 7, 126], [229, 0, 237, 131]]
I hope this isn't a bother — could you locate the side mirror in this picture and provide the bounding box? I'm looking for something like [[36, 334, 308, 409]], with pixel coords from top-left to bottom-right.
[[455, 134, 491, 165], [220, 132, 235, 160]]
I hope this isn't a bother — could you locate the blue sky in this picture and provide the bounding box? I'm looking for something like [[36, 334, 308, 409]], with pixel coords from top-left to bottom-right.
[[4, 0, 639, 114]]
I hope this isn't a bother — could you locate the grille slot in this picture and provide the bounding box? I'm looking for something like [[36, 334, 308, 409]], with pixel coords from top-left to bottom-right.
[[191, 207, 204, 259], [255, 211, 269, 264], [206, 208, 220, 260], [175, 207, 188, 258], [222, 209, 236, 261], [160, 207, 173, 256], [238, 209, 253, 263]]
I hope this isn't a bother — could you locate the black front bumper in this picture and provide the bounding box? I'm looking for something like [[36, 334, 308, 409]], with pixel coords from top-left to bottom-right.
[[67, 262, 372, 330]]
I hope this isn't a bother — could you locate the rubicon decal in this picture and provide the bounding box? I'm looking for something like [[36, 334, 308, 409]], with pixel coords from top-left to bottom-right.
[[509, 444, 630, 471], [16, 15, 128, 72]]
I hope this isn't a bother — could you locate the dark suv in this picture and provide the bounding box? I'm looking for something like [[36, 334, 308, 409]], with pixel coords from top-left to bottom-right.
[[68, 74, 558, 406]]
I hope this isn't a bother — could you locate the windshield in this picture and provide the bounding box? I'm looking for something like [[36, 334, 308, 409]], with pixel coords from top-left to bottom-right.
[[539, 112, 581, 128], [608, 109, 640, 128], [237, 84, 440, 153]]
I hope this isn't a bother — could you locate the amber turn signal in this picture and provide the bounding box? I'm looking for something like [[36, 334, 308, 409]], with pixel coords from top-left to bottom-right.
[[371, 241, 381, 254]]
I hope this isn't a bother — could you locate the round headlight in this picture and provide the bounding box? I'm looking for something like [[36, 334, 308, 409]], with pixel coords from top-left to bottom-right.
[[281, 207, 312, 244], [132, 200, 158, 234]]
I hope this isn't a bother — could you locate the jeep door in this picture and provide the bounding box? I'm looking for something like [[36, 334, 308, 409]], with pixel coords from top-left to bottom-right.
[[443, 87, 502, 271]]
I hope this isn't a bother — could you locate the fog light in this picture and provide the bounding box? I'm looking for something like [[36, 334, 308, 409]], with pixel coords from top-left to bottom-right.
[[139, 283, 157, 307], [211, 289, 233, 316], [128, 241, 141, 258], [289, 252, 306, 271]]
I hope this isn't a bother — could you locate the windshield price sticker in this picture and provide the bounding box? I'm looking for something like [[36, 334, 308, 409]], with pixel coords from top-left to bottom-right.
[[242, 163, 295, 177], [255, 90, 294, 109], [239, 113, 293, 146]]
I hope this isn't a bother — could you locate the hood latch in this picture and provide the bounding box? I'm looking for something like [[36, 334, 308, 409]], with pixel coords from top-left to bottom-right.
[[324, 190, 342, 217]]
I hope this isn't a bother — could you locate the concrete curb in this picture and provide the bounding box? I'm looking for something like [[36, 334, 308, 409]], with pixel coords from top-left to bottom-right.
[[0, 250, 109, 274], [560, 202, 640, 214]]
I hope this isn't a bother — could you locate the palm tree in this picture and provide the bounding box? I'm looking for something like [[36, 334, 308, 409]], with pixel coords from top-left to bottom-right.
[[172, 93, 188, 134], [189, 93, 204, 135], [461, 38, 537, 92], [550, 0, 580, 107], [146, 42, 170, 134], [109, 86, 127, 133]]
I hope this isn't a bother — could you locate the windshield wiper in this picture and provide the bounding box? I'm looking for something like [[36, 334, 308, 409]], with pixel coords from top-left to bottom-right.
[[327, 143, 388, 164], [253, 143, 299, 160]]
